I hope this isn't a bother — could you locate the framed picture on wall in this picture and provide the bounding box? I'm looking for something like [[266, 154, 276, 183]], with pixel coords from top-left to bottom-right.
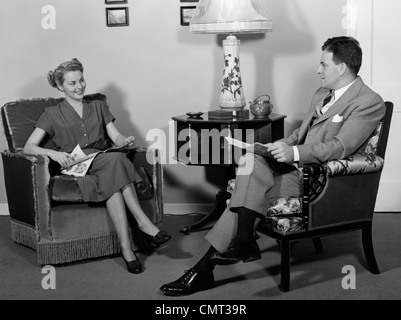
[[106, 7, 129, 27], [180, 6, 197, 26], [105, 0, 127, 4]]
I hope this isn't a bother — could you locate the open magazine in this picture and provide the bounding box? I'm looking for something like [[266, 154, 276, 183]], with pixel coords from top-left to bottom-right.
[[225, 137, 274, 159], [61, 142, 135, 177]]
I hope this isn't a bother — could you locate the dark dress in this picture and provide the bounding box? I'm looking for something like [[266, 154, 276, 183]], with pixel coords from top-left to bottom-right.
[[35, 99, 137, 202]]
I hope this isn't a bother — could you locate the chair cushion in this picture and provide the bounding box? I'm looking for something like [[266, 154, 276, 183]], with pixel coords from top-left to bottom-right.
[[226, 180, 304, 234], [265, 197, 304, 234], [267, 197, 302, 216], [364, 121, 382, 155], [265, 216, 304, 234]]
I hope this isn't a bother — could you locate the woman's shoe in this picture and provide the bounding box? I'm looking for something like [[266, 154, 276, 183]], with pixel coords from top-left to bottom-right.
[[140, 229, 171, 248], [122, 253, 143, 274]]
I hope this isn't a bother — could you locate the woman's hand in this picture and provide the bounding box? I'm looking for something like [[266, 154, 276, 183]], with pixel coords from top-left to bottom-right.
[[48, 150, 74, 168], [124, 136, 136, 147]]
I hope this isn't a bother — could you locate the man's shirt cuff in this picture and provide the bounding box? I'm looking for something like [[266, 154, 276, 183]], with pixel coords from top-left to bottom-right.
[[293, 146, 300, 162]]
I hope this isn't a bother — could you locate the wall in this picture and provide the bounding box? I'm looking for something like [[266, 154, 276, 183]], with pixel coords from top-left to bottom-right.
[[0, 0, 361, 213], [354, 0, 401, 211]]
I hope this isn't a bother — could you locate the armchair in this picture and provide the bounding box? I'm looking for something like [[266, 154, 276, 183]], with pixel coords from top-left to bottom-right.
[[1, 93, 164, 265], [229, 101, 393, 292]]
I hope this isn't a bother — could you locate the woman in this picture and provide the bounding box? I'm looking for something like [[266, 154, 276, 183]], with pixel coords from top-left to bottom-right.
[[23, 58, 171, 274]]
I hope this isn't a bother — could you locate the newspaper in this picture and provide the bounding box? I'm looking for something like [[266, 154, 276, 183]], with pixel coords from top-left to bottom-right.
[[61, 142, 135, 177], [225, 137, 302, 171]]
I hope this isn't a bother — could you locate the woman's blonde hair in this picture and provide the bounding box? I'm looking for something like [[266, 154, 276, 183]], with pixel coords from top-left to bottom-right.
[[47, 58, 84, 91]]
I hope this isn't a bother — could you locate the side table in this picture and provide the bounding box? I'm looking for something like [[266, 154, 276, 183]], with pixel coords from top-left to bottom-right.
[[172, 110, 286, 234]]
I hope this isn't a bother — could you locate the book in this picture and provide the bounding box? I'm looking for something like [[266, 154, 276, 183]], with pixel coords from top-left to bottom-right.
[[225, 137, 274, 159], [61, 142, 135, 177], [207, 109, 250, 120]]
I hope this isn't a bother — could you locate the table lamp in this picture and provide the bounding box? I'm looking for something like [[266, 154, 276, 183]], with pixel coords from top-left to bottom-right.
[[190, 0, 273, 111]]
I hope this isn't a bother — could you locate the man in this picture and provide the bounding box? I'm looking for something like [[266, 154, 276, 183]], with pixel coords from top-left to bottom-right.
[[160, 36, 385, 296]]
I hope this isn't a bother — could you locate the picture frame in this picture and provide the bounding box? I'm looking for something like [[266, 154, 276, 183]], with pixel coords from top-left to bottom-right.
[[106, 7, 129, 27], [105, 0, 127, 4], [180, 6, 197, 26]]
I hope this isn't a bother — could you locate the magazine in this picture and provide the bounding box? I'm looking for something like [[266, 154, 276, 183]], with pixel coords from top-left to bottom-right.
[[61, 142, 135, 177], [225, 137, 274, 159], [225, 137, 302, 172]]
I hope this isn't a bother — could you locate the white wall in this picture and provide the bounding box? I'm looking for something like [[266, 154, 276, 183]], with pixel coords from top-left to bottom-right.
[[3, 0, 382, 212], [353, 0, 401, 211]]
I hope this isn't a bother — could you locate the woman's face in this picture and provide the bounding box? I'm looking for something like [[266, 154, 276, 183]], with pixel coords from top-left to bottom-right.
[[60, 70, 86, 102]]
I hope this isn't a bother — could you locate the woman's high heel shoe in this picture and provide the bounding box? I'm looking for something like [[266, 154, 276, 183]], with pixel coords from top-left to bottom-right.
[[122, 253, 143, 274], [140, 229, 171, 248]]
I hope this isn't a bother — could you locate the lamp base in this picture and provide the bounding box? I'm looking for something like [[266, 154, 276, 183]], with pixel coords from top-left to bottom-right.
[[219, 34, 246, 110]]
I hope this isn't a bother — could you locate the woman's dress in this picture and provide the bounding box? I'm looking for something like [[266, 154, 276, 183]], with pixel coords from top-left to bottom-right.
[[36, 99, 136, 202]]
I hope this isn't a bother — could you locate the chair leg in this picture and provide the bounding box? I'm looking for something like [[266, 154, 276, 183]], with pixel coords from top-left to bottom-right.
[[362, 223, 380, 274], [279, 239, 291, 292], [312, 237, 324, 253]]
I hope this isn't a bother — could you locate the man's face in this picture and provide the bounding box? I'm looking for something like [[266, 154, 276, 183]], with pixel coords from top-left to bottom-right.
[[317, 50, 342, 90]]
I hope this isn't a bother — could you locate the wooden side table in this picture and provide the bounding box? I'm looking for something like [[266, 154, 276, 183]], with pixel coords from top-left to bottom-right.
[[172, 111, 287, 234]]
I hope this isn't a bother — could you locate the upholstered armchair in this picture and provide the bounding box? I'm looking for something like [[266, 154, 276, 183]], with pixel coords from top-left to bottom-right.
[[1, 93, 164, 265], [227, 101, 393, 292]]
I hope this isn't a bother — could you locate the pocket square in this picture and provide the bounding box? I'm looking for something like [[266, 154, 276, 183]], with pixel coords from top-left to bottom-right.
[[332, 114, 343, 123]]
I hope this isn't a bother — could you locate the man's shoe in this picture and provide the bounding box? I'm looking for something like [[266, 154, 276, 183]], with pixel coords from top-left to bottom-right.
[[160, 268, 214, 296], [211, 237, 261, 265]]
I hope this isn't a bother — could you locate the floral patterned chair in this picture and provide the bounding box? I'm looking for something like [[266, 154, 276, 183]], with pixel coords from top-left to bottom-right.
[[227, 101, 393, 292], [1, 93, 164, 265]]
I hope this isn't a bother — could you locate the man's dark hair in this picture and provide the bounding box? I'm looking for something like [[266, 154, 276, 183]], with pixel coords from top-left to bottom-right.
[[322, 36, 362, 76]]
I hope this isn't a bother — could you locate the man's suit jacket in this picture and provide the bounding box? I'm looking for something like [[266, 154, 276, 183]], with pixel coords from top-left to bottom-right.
[[280, 77, 385, 166]]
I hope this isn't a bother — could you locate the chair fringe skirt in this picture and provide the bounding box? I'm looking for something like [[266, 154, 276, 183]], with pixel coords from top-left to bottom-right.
[[10, 219, 121, 265]]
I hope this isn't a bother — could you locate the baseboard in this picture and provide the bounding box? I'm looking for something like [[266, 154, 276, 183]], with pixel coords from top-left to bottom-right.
[[0, 202, 216, 216], [0, 203, 9, 216], [164, 203, 214, 215]]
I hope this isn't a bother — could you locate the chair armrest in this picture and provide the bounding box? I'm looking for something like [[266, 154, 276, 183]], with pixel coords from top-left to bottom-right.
[[324, 154, 384, 176], [302, 155, 383, 229], [1, 151, 52, 238], [302, 153, 384, 203]]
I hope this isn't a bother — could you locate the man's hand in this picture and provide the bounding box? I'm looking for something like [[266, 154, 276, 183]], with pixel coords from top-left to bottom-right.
[[267, 141, 294, 163]]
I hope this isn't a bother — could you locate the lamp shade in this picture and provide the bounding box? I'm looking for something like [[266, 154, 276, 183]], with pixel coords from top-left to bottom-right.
[[189, 0, 273, 111], [190, 0, 273, 34]]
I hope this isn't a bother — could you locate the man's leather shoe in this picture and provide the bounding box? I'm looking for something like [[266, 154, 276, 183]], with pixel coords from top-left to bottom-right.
[[160, 268, 214, 296], [211, 237, 261, 265]]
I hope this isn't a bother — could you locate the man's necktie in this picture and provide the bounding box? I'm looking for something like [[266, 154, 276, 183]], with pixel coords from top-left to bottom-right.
[[315, 90, 334, 116], [308, 90, 334, 132], [323, 90, 334, 106]]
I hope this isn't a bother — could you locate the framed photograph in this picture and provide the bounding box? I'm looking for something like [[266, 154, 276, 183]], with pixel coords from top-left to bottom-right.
[[106, 7, 129, 27], [180, 6, 197, 26], [105, 0, 127, 4]]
